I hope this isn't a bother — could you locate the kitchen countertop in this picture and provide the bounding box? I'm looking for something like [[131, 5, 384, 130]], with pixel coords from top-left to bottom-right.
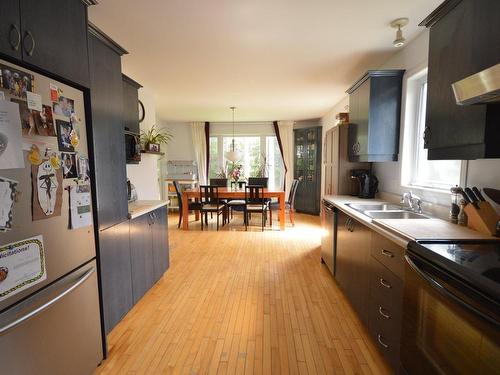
[[128, 200, 168, 219], [323, 195, 497, 247]]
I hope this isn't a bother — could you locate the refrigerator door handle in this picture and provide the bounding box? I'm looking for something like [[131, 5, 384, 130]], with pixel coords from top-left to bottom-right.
[[0, 267, 95, 336]]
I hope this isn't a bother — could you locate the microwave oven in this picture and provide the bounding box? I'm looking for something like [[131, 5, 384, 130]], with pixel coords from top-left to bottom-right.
[[125, 131, 141, 164]]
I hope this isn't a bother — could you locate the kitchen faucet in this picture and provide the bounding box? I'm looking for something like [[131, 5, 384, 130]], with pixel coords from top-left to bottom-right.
[[401, 191, 423, 214]]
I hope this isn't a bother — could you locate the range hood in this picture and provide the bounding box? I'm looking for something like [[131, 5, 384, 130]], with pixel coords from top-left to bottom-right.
[[452, 63, 500, 105]]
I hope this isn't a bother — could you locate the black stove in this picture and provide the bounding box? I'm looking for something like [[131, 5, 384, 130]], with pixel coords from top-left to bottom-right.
[[407, 240, 500, 303]]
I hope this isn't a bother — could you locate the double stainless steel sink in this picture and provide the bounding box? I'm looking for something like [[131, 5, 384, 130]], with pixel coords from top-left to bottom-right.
[[345, 203, 430, 220]]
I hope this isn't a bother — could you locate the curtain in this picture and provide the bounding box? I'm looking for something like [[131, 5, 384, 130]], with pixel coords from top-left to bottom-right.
[[275, 120, 294, 197], [204, 122, 210, 180], [192, 122, 208, 185]]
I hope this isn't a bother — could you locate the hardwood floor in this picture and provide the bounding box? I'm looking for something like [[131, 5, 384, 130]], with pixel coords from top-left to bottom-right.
[[94, 213, 391, 375]]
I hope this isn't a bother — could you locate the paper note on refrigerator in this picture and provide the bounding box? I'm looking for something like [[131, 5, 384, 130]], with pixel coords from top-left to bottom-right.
[[0, 100, 24, 169], [0, 92, 5, 101], [0, 235, 47, 302], [0, 176, 17, 231], [69, 184, 92, 229], [26, 91, 43, 112]]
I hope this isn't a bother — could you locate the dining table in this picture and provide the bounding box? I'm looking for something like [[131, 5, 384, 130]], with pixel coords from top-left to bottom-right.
[[181, 187, 286, 230]]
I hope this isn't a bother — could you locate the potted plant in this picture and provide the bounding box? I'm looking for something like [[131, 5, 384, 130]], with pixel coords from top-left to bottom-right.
[[140, 124, 173, 152]]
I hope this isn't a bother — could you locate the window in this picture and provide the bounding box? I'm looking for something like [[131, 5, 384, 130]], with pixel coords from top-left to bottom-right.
[[209, 135, 284, 189], [402, 72, 463, 191]]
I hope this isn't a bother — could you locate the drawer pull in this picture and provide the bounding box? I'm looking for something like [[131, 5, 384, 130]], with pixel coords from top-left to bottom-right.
[[381, 249, 394, 258], [379, 306, 391, 319], [379, 278, 392, 289], [377, 334, 389, 349]]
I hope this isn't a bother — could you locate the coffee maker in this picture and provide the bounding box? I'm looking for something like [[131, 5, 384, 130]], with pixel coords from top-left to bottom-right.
[[350, 169, 379, 198]]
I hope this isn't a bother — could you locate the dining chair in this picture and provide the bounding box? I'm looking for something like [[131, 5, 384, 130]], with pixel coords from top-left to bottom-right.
[[244, 185, 267, 231], [199, 185, 227, 231], [248, 177, 268, 187], [226, 181, 246, 223], [209, 178, 228, 187], [174, 180, 201, 228], [269, 179, 300, 226]]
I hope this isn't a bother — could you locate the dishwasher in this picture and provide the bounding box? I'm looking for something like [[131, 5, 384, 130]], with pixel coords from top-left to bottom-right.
[[321, 199, 336, 275]]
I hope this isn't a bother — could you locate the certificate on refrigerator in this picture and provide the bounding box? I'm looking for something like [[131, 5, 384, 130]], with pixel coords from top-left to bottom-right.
[[0, 235, 47, 301]]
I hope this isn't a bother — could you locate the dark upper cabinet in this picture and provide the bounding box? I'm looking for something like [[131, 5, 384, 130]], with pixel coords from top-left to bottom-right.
[[99, 221, 133, 335], [122, 75, 142, 134], [420, 0, 500, 160], [0, 0, 22, 60], [18, 0, 92, 87], [346, 70, 405, 162], [294, 126, 322, 215], [88, 26, 129, 230]]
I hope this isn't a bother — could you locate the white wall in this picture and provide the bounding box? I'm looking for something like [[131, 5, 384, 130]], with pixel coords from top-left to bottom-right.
[[126, 87, 162, 200], [157, 121, 195, 162], [320, 29, 500, 212]]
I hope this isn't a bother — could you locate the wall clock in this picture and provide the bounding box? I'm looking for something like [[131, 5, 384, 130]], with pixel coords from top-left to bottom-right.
[[138, 100, 145, 123]]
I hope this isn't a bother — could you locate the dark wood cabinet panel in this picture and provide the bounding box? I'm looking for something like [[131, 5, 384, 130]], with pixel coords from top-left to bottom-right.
[[294, 127, 322, 215], [19, 0, 90, 87], [130, 214, 155, 304], [152, 207, 169, 282], [0, 0, 22, 60], [98, 221, 133, 335], [88, 31, 129, 230], [334, 211, 372, 326], [122, 74, 142, 134], [421, 0, 500, 159], [368, 257, 404, 372], [347, 70, 404, 162]]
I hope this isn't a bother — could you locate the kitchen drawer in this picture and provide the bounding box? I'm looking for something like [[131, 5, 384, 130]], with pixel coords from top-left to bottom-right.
[[370, 314, 401, 372], [371, 232, 405, 279], [369, 256, 403, 308]]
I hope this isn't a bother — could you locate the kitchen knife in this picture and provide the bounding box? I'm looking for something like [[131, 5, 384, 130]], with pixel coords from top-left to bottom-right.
[[483, 188, 500, 205], [459, 188, 471, 203], [472, 187, 486, 202], [464, 187, 480, 208]]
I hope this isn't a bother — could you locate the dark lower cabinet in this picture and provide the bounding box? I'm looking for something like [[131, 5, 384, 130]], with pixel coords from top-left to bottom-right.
[[99, 221, 133, 335], [130, 214, 155, 304], [130, 207, 170, 303], [152, 207, 169, 282], [99, 207, 169, 337], [335, 214, 404, 373], [334, 210, 371, 326], [0, 0, 21, 60], [88, 27, 129, 230]]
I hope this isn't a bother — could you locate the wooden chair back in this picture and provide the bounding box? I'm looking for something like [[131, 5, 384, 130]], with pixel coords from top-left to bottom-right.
[[209, 178, 228, 187], [199, 185, 222, 206], [248, 177, 268, 187], [245, 185, 265, 207]]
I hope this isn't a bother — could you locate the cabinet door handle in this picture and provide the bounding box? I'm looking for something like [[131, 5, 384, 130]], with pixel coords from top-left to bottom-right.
[[378, 306, 391, 319], [23, 30, 35, 56], [379, 278, 392, 289], [377, 334, 389, 349], [381, 249, 394, 258], [9, 24, 21, 51], [423, 126, 431, 147]]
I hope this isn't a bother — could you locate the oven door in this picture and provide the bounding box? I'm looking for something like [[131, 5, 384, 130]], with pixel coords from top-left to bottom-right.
[[401, 253, 500, 375]]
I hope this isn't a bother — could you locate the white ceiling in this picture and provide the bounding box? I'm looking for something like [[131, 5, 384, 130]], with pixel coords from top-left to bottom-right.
[[89, 0, 441, 122]]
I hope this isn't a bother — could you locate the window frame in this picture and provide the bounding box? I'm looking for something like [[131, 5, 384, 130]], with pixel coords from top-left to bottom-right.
[[400, 69, 466, 197], [208, 134, 284, 189]]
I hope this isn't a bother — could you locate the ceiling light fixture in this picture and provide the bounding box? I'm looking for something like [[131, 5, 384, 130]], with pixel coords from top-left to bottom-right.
[[391, 18, 409, 48], [225, 106, 241, 163]]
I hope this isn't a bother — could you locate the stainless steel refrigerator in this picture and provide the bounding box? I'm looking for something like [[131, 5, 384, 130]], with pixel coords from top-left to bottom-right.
[[0, 59, 102, 374]]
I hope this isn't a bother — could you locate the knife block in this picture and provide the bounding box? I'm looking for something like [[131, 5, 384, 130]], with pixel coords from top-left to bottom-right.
[[464, 201, 499, 236]]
